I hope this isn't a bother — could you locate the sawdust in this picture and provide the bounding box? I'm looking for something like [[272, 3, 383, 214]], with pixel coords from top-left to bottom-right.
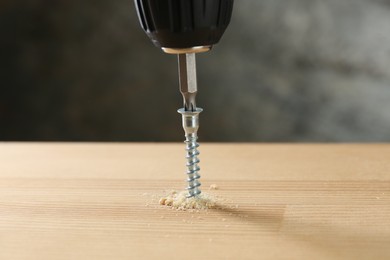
[[159, 190, 218, 210], [209, 184, 219, 190]]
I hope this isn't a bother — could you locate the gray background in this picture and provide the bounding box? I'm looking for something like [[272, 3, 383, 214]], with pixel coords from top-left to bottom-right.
[[1, 0, 390, 142]]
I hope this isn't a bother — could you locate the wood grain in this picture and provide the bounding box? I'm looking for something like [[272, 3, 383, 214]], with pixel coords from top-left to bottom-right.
[[0, 143, 389, 259]]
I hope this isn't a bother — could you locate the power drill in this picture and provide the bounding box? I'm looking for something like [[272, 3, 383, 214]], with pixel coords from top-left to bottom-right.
[[134, 0, 234, 197]]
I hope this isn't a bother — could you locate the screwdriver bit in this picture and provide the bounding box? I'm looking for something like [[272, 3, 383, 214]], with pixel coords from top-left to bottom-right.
[[178, 53, 197, 111]]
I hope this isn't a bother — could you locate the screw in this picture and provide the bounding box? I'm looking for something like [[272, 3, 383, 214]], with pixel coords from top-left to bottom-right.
[[178, 108, 203, 197]]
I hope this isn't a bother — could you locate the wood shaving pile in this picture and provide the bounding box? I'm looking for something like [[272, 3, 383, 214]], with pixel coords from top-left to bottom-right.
[[159, 190, 218, 210], [209, 184, 219, 190]]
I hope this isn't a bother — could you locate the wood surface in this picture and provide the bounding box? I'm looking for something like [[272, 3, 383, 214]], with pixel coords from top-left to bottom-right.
[[0, 143, 389, 259]]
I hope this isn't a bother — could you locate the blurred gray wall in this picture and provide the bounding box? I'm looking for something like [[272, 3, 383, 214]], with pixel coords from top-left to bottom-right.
[[1, 0, 390, 141]]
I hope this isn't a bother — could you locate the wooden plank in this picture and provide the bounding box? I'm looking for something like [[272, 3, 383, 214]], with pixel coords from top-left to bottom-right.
[[0, 143, 389, 259]]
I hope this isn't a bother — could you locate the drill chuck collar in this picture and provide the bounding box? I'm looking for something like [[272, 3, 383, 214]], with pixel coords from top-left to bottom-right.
[[134, 0, 234, 54]]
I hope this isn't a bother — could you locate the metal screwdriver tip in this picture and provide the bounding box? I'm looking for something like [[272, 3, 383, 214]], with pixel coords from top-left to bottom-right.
[[178, 53, 197, 111]]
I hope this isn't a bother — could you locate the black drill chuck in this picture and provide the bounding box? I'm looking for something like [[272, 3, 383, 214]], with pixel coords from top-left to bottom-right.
[[134, 0, 234, 51]]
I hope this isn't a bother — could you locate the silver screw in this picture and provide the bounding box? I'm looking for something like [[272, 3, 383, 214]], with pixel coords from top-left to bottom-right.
[[178, 108, 203, 197]]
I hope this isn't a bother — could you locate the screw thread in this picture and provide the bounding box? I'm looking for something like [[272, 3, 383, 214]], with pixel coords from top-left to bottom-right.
[[184, 134, 201, 197]]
